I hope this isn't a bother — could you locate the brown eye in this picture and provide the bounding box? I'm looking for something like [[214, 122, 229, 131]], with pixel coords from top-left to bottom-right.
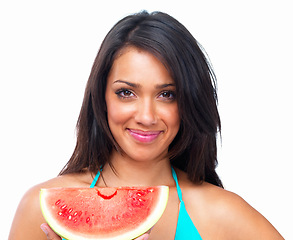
[[162, 92, 171, 98], [158, 91, 176, 101], [121, 90, 133, 97], [115, 89, 135, 98]]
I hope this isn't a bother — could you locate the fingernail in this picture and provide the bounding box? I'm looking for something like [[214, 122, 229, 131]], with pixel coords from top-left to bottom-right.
[[40, 224, 49, 235]]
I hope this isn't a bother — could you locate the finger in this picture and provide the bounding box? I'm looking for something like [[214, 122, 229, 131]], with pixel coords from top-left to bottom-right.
[[40, 223, 62, 240], [135, 233, 150, 240]]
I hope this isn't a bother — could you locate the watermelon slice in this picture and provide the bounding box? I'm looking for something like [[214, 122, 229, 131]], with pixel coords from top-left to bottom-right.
[[40, 186, 169, 240]]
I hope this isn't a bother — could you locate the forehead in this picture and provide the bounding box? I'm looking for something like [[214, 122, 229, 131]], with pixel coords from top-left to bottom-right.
[[108, 46, 174, 85]]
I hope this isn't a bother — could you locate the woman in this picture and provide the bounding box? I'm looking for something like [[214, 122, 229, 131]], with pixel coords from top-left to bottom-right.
[[9, 11, 283, 240]]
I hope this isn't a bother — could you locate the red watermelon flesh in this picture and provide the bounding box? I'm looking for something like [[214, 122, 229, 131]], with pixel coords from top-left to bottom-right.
[[40, 186, 169, 240]]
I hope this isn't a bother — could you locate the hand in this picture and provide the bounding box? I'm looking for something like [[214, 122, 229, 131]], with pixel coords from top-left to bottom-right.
[[135, 232, 150, 240], [40, 223, 150, 240], [40, 223, 61, 240]]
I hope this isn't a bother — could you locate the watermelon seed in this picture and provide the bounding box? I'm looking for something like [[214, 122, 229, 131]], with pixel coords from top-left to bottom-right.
[[137, 191, 147, 197], [68, 215, 72, 220], [68, 208, 73, 213], [55, 199, 61, 205], [86, 217, 90, 223], [61, 204, 67, 210]]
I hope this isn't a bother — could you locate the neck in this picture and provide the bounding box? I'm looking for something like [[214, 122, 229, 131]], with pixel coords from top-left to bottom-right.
[[99, 151, 175, 187]]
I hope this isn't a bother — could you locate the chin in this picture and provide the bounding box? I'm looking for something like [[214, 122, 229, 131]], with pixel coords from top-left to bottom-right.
[[123, 150, 168, 163]]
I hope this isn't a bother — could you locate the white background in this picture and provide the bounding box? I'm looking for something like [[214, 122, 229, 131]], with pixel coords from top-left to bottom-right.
[[1, 0, 292, 239]]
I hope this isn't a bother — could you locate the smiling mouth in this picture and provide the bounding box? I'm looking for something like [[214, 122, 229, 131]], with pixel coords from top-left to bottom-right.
[[127, 129, 162, 143]]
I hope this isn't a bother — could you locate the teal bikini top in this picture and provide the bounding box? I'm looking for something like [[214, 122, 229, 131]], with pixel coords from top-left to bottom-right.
[[171, 167, 202, 239], [63, 168, 202, 240]]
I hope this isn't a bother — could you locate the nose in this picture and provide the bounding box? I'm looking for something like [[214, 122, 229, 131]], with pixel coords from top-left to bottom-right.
[[134, 98, 157, 126]]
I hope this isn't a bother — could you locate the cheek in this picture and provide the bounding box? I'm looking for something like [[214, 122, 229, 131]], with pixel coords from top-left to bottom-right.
[[106, 101, 134, 126], [158, 104, 180, 132]]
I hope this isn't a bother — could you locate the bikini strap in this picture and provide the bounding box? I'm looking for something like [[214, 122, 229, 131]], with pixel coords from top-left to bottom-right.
[[171, 167, 183, 202], [90, 170, 101, 188]]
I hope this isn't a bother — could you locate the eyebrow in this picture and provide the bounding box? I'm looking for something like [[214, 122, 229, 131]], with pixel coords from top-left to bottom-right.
[[155, 83, 176, 89], [113, 80, 140, 88], [113, 80, 175, 89]]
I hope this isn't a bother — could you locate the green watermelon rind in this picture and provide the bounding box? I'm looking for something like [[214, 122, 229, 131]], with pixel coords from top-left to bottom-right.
[[40, 186, 169, 240]]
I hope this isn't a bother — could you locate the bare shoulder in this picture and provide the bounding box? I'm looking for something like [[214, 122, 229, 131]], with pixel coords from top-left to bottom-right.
[[176, 169, 284, 240], [9, 171, 93, 240]]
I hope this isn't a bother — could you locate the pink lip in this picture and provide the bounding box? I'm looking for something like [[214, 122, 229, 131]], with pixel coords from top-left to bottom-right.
[[127, 129, 162, 143]]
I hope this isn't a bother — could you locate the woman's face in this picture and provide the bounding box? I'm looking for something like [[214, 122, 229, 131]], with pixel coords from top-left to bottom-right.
[[105, 46, 180, 162]]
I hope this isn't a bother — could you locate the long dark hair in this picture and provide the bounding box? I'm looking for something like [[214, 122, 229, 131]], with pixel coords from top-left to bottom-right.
[[60, 11, 223, 188]]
